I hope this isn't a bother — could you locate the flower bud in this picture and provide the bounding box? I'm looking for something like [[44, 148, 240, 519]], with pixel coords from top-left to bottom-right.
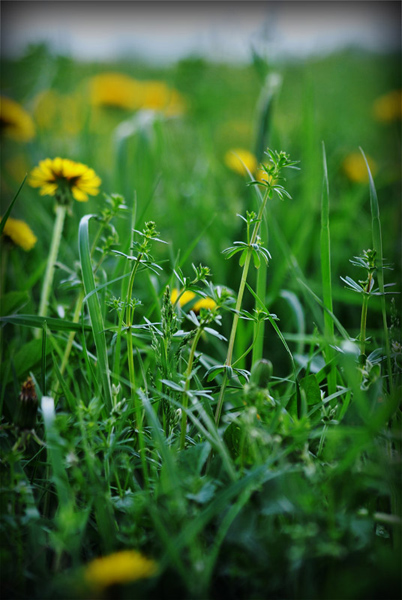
[[250, 359, 273, 389], [14, 376, 38, 429]]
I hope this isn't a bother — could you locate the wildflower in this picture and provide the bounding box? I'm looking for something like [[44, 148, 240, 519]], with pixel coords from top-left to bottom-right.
[[225, 148, 258, 176], [373, 90, 402, 123], [84, 550, 157, 590], [193, 296, 217, 312], [89, 72, 186, 116], [0, 96, 35, 142], [29, 158, 100, 319], [29, 157, 101, 203], [342, 152, 377, 183], [89, 72, 143, 109], [140, 80, 186, 115], [170, 289, 216, 312], [1, 216, 37, 251], [171, 288, 196, 307]]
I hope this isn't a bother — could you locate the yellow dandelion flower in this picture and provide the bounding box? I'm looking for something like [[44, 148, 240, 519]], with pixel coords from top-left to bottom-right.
[[373, 90, 402, 123], [170, 288, 196, 307], [29, 157, 101, 203], [89, 73, 144, 110], [0, 96, 35, 142], [140, 81, 186, 115], [224, 148, 258, 176], [84, 550, 157, 590], [171, 289, 216, 312], [1, 216, 37, 251], [342, 152, 377, 183], [193, 297, 217, 312]]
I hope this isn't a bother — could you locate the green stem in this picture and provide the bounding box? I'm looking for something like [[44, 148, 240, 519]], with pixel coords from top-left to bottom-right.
[[215, 188, 270, 425], [360, 294, 369, 357], [38, 204, 67, 320], [180, 328, 203, 450]]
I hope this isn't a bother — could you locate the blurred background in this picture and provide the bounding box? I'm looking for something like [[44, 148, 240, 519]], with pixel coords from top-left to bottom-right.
[[1, 0, 401, 372]]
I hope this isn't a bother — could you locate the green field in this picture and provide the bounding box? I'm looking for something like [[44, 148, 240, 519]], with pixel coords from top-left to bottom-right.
[[1, 45, 401, 599]]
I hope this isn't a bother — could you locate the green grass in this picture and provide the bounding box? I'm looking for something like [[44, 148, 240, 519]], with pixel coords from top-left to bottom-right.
[[1, 45, 401, 600]]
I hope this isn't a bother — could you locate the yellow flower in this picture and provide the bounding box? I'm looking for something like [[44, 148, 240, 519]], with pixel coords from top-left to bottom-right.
[[0, 96, 35, 142], [170, 289, 217, 312], [171, 288, 196, 307], [373, 90, 402, 123], [342, 152, 377, 183], [84, 550, 157, 590], [224, 148, 258, 176], [193, 297, 217, 312], [140, 81, 186, 115], [89, 72, 186, 116], [90, 73, 143, 110], [29, 157, 101, 202], [1, 216, 37, 251]]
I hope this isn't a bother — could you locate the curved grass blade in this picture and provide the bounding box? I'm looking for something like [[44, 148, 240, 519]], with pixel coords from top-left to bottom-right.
[[78, 214, 112, 412], [0, 174, 27, 236]]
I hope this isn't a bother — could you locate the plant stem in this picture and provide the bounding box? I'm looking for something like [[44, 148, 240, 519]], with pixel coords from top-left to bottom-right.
[[359, 294, 369, 356], [180, 327, 203, 450], [38, 204, 67, 320], [215, 188, 270, 425]]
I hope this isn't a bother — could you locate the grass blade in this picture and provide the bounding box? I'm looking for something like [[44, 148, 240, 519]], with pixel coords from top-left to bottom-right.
[[0, 314, 92, 332], [320, 142, 336, 395], [78, 214, 113, 412], [360, 147, 393, 393], [0, 174, 27, 236]]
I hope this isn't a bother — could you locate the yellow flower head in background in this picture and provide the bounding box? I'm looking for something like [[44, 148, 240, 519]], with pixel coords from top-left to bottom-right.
[[0, 96, 35, 142], [373, 90, 402, 123], [29, 158, 101, 202], [84, 550, 157, 590], [89, 72, 186, 116], [90, 73, 143, 110], [1, 216, 37, 251], [342, 152, 377, 183], [170, 289, 217, 312], [140, 80, 186, 116], [224, 148, 258, 176]]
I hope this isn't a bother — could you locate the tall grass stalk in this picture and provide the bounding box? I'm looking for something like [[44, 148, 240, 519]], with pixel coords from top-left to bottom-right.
[[360, 148, 393, 393], [320, 143, 336, 395], [215, 186, 270, 425]]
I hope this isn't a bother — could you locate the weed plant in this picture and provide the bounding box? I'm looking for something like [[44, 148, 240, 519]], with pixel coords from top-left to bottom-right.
[[1, 47, 401, 599]]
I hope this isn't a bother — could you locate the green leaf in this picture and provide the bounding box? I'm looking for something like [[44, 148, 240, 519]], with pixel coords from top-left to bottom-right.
[[0, 314, 91, 332], [299, 373, 321, 406], [78, 214, 113, 412], [239, 249, 247, 267]]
